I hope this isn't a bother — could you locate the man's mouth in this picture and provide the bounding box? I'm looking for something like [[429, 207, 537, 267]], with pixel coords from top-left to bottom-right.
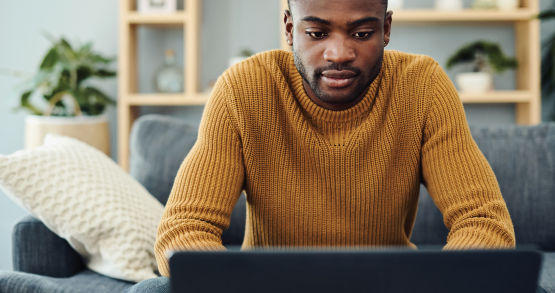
[[321, 70, 357, 88]]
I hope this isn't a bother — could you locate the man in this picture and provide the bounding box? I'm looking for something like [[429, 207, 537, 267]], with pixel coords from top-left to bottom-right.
[[125, 0, 522, 292]]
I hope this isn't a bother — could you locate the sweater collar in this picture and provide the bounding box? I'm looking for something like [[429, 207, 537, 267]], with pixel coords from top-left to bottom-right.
[[288, 54, 383, 123]]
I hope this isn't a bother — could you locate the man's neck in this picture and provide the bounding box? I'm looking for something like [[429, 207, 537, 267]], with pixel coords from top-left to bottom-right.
[[302, 80, 367, 111]]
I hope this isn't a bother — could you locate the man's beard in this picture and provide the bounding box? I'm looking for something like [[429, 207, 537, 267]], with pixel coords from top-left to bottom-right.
[[293, 49, 383, 105]]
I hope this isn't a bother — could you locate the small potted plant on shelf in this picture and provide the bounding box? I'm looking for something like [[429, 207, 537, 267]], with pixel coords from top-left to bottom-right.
[[15, 35, 116, 155], [539, 2, 555, 119], [446, 40, 517, 93]]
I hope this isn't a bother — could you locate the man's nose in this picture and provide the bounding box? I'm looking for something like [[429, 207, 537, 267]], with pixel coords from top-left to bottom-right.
[[323, 36, 356, 64]]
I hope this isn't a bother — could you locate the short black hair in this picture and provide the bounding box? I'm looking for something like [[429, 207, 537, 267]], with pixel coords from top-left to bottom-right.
[[287, 0, 389, 16]]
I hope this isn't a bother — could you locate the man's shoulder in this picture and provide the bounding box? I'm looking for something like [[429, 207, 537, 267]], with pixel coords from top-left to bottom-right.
[[221, 49, 293, 85], [383, 50, 441, 76]]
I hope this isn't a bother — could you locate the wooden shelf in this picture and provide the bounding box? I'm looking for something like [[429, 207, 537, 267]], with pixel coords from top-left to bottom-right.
[[126, 11, 187, 25], [125, 93, 210, 105], [392, 9, 537, 22], [119, 0, 202, 170], [459, 90, 532, 103]]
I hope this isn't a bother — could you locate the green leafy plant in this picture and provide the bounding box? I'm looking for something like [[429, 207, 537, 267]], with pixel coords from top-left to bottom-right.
[[539, 4, 555, 100], [17, 35, 116, 116], [239, 48, 254, 57], [446, 41, 518, 73]]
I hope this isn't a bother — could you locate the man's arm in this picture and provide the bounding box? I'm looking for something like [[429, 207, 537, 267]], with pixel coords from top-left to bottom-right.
[[421, 65, 515, 250], [154, 77, 245, 277]]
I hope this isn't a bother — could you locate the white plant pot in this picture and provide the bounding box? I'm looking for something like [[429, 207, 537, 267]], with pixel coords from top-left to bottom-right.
[[496, 0, 519, 10], [435, 0, 463, 10], [456, 72, 493, 93], [388, 0, 404, 10], [25, 115, 110, 155]]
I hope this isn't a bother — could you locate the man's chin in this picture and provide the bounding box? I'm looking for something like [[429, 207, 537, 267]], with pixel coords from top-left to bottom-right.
[[315, 87, 362, 105]]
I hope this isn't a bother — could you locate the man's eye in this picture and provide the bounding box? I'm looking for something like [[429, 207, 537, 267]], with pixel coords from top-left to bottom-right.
[[306, 32, 327, 39], [354, 32, 373, 39]]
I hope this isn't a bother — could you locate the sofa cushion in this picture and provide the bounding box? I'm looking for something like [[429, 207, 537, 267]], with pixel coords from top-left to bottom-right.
[[129, 115, 246, 246], [0, 135, 163, 282], [0, 269, 133, 293], [411, 123, 555, 249], [129, 115, 198, 206], [470, 124, 555, 250], [540, 252, 555, 293], [12, 216, 84, 278]]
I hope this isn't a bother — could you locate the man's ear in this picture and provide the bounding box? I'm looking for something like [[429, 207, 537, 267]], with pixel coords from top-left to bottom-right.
[[383, 10, 392, 46], [284, 10, 294, 45]]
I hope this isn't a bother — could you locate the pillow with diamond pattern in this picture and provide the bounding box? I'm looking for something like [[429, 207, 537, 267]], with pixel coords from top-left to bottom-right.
[[0, 134, 164, 282]]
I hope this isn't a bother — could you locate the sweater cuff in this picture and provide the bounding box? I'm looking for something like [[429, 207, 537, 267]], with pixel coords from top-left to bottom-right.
[[443, 226, 515, 250], [156, 233, 226, 278]]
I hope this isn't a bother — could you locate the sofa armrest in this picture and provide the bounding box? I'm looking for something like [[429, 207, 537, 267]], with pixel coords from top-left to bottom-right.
[[12, 215, 85, 278]]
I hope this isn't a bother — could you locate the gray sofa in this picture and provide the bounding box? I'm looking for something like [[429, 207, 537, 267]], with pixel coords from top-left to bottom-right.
[[0, 114, 554, 292]]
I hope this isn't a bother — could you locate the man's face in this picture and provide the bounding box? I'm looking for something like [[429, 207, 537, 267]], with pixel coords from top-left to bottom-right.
[[285, 0, 392, 106]]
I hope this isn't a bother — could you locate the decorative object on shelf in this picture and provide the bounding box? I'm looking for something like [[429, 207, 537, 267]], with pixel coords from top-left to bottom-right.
[[472, 0, 497, 9], [15, 35, 116, 155], [538, 2, 555, 119], [228, 48, 254, 68], [388, 0, 404, 10], [154, 49, 184, 93], [137, 0, 177, 14], [447, 41, 518, 93], [435, 0, 463, 11], [496, 0, 519, 10]]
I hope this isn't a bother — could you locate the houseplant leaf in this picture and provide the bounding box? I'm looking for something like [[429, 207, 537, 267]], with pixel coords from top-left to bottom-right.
[[19, 91, 43, 115]]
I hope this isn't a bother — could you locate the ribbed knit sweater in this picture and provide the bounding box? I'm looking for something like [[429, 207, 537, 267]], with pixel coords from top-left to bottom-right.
[[155, 50, 516, 277]]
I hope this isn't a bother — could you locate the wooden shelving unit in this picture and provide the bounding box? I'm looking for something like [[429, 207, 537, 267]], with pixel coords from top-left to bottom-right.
[[118, 0, 540, 170], [280, 0, 541, 125], [118, 0, 202, 170]]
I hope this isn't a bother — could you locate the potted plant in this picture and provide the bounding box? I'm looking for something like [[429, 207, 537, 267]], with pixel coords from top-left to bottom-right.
[[539, 2, 555, 119], [446, 40, 517, 93], [15, 35, 116, 154]]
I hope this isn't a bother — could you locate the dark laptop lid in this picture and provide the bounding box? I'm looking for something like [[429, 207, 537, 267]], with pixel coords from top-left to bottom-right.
[[169, 249, 542, 293]]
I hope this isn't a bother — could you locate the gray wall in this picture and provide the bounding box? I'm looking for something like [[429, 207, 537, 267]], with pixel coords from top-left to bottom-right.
[[0, 0, 553, 271]]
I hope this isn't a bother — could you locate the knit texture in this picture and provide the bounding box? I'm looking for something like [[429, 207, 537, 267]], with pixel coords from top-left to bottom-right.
[[155, 50, 516, 277]]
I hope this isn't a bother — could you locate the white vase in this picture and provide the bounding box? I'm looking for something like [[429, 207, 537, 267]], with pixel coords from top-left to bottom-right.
[[388, 0, 404, 10], [456, 72, 493, 93], [435, 0, 463, 10], [496, 0, 519, 10], [25, 115, 110, 155]]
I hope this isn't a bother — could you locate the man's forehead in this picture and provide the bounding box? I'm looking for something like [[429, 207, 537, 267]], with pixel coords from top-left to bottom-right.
[[290, 0, 386, 20]]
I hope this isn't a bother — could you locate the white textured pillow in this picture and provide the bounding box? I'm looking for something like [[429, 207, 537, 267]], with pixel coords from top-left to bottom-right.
[[0, 134, 164, 282]]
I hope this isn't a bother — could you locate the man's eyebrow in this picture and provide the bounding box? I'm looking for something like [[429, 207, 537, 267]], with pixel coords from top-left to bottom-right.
[[300, 16, 332, 26], [348, 16, 380, 27]]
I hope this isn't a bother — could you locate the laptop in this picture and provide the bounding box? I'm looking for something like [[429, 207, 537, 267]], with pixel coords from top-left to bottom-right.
[[169, 247, 542, 293]]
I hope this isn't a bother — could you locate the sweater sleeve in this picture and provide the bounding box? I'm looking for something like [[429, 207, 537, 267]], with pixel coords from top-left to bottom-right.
[[154, 77, 245, 277], [421, 65, 515, 250]]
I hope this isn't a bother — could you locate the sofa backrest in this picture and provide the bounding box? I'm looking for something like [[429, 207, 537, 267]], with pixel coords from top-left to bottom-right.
[[411, 123, 555, 250], [129, 114, 246, 246]]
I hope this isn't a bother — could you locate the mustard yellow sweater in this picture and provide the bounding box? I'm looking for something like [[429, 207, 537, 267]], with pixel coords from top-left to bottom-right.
[[155, 50, 515, 277]]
